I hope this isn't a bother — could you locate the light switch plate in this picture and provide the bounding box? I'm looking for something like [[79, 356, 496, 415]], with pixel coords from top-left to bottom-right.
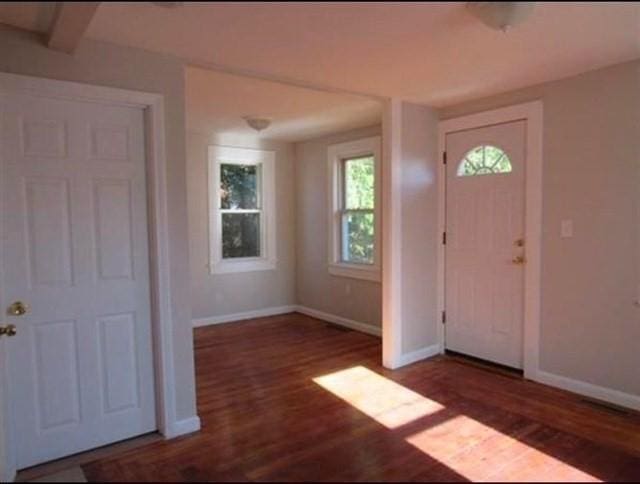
[[561, 219, 573, 238]]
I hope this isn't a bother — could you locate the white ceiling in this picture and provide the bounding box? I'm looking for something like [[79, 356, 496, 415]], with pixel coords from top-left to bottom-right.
[[186, 67, 382, 143], [0, 2, 638, 108]]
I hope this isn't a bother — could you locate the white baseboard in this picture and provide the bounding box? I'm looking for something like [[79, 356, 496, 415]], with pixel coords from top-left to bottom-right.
[[192, 305, 296, 327], [165, 416, 201, 439], [0, 468, 15, 483], [396, 344, 441, 368], [534, 370, 640, 412], [295, 305, 381, 337]]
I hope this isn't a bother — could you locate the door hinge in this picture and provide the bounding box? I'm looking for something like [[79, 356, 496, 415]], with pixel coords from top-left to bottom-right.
[[442, 310, 447, 324], [442, 231, 447, 245], [443, 151, 447, 165]]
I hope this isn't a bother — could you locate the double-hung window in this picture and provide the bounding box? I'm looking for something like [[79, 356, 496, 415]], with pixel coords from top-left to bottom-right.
[[328, 136, 381, 281], [208, 146, 276, 274]]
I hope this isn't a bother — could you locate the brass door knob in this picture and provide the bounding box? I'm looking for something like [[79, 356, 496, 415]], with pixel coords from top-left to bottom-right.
[[512, 255, 526, 265], [7, 301, 29, 316], [0, 324, 17, 337]]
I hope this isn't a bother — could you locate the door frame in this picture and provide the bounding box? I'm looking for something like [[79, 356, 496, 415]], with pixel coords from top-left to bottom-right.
[[436, 101, 543, 378], [0, 72, 181, 480]]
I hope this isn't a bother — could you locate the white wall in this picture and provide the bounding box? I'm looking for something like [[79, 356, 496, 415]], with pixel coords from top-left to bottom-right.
[[440, 60, 640, 397], [295, 125, 382, 329], [399, 102, 440, 355], [187, 132, 296, 321], [0, 25, 197, 423]]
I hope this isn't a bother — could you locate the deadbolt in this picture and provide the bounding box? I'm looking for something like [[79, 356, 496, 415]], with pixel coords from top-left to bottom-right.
[[7, 301, 29, 316], [0, 324, 17, 337], [514, 238, 525, 247]]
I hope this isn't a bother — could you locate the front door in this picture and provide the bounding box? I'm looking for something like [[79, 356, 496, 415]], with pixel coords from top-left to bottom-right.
[[444, 120, 526, 369], [0, 90, 156, 468]]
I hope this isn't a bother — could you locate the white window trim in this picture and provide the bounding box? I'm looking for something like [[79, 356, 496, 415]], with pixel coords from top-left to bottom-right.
[[208, 145, 276, 274], [327, 136, 381, 282]]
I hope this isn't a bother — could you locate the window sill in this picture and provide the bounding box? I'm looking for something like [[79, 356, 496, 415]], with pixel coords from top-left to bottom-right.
[[211, 258, 277, 275], [328, 263, 381, 282]]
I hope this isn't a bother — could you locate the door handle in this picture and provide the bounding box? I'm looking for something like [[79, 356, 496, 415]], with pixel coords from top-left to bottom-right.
[[0, 324, 17, 338], [7, 301, 29, 316], [512, 255, 526, 265]]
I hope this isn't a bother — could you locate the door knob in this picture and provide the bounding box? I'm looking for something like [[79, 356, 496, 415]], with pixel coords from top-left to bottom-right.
[[512, 255, 526, 265], [0, 324, 17, 337], [7, 301, 29, 316]]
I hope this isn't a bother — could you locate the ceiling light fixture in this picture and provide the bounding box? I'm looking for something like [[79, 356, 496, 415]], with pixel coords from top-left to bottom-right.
[[466, 2, 536, 32], [244, 117, 272, 132]]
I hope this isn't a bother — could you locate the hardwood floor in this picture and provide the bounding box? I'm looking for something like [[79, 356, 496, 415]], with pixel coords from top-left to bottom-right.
[[79, 312, 640, 481]]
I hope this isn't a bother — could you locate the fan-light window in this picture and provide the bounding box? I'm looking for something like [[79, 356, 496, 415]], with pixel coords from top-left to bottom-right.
[[457, 145, 512, 176]]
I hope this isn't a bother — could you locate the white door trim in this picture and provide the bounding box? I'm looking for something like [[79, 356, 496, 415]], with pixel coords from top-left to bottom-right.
[[0, 72, 187, 481], [437, 101, 543, 379]]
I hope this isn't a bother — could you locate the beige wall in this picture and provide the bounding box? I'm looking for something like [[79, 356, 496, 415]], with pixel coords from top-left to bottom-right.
[[187, 132, 296, 320], [441, 60, 640, 396], [0, 25, 197, 421], [295, 126, 382, 328], [399, 102, 440, 354]]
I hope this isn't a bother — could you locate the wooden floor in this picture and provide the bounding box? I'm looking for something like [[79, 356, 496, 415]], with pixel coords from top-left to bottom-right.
[[71, 313, 640, 481]]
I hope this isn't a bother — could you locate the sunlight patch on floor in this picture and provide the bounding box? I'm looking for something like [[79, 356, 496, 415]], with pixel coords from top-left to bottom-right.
[[405, 415, 600, 481], [313, 366, 445, 429], [314, 366, 600, 482]]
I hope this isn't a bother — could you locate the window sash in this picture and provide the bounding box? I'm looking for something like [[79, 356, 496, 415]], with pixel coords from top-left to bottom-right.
[[339, 154, 375, 265], [219, 162, 263, 210], [218, 162, 264, 260], [340, 208, 375, 265], [220, 211, 262, 260], [340, 156, 375, 211], [219, 208, 261, 214]]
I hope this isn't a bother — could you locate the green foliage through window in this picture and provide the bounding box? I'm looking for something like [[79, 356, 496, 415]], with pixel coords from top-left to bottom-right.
[[345, 156, 374, 209], [220, 163, 259, 209], [220, 163, 261, 258], [457, 145, 512, 176], [342, 155, 375, 264]]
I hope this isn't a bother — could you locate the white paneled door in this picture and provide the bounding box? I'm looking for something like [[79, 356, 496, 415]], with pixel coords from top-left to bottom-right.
[[445, 120, 526, 369], [0, 92, 156, 468]]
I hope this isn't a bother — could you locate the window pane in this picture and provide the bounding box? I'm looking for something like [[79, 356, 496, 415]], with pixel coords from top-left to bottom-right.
[[222, 213, 260, 258], [220, 163, 260, 209], [344, 156, 374, 209], [343, 212, 374, 264], [457, 145, 512, 177]]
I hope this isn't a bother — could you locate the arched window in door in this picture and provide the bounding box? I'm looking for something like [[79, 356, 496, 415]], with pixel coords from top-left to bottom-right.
[[457, 145, 512, 176]]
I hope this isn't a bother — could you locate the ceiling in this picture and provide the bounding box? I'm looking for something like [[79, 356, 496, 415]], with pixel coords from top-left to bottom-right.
[[186, 67, 382, 143], [0, 2, 638, 108]]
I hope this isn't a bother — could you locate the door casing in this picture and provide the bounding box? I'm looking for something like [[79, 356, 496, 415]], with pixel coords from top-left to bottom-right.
[[0, 72, 197, 481], [437, 101, 543, 379]]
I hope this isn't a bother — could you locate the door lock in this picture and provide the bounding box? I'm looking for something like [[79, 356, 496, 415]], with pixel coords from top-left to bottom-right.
[[7, 301, 29, 316], [0, 324, 17, 338]]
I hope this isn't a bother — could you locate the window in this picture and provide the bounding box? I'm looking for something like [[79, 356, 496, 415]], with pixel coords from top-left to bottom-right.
[[208, 146, 276, 274], [328, 136, 381, 282], [457, 145, 512, 176]]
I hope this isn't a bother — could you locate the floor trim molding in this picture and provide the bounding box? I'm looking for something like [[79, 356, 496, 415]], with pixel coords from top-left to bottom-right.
[[534, 370, 640, 412], [165, 416, 201, 439], [395, 344, 441, 368], [1, 468, 15, 483], [192, 305, 381, 338], [192, 306, 296, 327], [294, 306, 382, 337]]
